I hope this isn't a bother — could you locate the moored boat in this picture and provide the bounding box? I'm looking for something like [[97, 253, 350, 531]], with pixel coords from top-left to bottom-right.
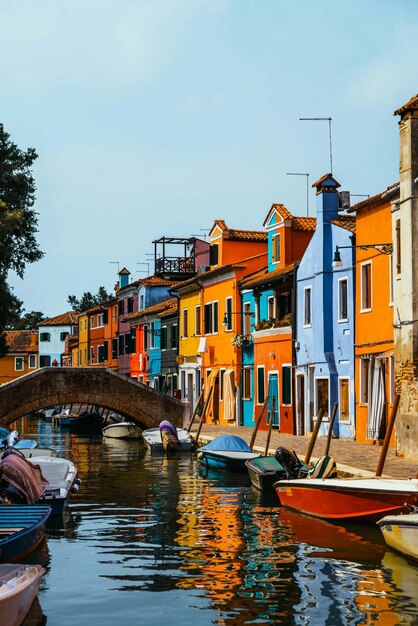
[[102, 422, 142, 440], [0, 505, 51, 562], [34, 456, 80, 514], [246, 456, 288, 492], [377, 510, 418, 561], [0, 563, 45, 626], [142, 426, 194, 452], [197, 435, 259, 471], [273, 477, 418, 522]]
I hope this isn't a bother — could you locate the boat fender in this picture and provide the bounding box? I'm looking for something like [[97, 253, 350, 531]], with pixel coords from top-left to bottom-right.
[[71, 483, 80, 493], [75, 478, 82, 486], [159, 420, 179, 441]]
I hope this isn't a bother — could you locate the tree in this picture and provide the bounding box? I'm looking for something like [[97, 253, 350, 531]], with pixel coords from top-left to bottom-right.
[[0, 124, 43, 355], [12, 310, 46, 330], [67, 286, 113, 312]]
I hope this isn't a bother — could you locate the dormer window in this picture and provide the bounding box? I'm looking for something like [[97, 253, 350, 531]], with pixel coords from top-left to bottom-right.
[[272, 233, 280, 264]]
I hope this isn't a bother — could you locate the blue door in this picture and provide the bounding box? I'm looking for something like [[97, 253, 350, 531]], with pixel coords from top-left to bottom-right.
[[267, 373, 279, 427]]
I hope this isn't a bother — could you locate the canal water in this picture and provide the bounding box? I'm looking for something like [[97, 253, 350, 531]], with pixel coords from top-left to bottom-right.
[[13, 415, 418, 626]]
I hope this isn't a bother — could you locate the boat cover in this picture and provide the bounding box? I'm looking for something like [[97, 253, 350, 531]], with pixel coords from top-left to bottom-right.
[[199, 435, 252, 452], [0, 449, 49, 504]]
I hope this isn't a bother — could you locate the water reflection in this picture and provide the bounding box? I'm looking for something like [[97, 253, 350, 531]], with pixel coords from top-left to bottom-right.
[[11, 416, 418, 626]]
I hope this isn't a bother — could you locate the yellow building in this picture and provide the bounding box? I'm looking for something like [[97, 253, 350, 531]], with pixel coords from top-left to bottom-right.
[[77, 313, 89, 367]]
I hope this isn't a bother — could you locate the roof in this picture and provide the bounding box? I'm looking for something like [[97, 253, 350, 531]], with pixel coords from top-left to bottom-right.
[[263, 203, 316, 231], [312, 173, 341, 189], [394, 94, 418, 117], [239, 263, 296, 289], [126, 297, 177, 323], [331, 216, 356, 233], [38, 311, 79, 326], [139, 276, 180, 288], [209, 219, 267, 242], [347, 183, 400, 214], [158, 299, 178, 318], [5, 331, 38, 353]]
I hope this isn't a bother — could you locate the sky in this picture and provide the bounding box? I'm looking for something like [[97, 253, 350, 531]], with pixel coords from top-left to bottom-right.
[[2, 0, 418, 317]]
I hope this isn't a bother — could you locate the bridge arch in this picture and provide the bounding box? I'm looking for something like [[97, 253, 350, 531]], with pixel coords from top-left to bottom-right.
[[0, 367, 186, 430]]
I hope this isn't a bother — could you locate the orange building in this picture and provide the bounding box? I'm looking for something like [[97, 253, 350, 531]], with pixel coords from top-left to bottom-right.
[[0, 330, 38, 384], [103, 298, 118, 370], [86, 305, 106, 367], [348, 185, 399, 444], [198, 220, 268, 426]]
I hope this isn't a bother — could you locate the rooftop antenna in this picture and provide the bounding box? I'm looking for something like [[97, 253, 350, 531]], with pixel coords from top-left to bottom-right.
[[286, 172, 310, 217], [109, 261, 120, 272], [191, 229, 210, 241], [351, 194, 370, 199], [137, 262, 150, 275], [300, 117, 333, 174]]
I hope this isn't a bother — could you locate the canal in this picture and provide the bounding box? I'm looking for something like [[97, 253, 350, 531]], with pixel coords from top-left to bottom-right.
[[13, 415, 418, 626]]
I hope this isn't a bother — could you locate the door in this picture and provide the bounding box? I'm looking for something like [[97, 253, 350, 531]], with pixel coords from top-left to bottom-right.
[[267, 373, 279, 427], [296, 374, 305, 435]]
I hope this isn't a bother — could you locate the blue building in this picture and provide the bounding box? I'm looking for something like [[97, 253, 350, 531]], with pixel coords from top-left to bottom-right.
[[38, 311, 78, 367], [295, 174, 356, 438]]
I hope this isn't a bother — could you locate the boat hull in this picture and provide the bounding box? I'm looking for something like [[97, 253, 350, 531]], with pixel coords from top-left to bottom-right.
[[198, 450, 259, 472], [35, 457, 78, 515], [246, 457, 286, 492], [378, 513, 418, 561], [274, 478, 418, 522], [0, 564, 45, 626], [102, 423, 142, 440], [0, 505, 51, 562], [142, 428, 194, 452]]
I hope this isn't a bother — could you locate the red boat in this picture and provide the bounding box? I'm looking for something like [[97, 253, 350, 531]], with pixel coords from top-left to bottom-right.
[[273, 477, 418, 523]]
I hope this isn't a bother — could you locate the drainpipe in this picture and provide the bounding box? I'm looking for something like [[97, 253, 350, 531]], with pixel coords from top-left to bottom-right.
[[292, 263, 299, 434]]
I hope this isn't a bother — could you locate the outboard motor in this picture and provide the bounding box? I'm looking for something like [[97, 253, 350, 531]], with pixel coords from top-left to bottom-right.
[[274, 447, 308, 479]]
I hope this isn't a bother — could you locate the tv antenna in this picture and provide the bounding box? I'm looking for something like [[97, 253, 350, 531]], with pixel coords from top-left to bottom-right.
[[300, 117, 333, 174], [286, 172, 310, 217]]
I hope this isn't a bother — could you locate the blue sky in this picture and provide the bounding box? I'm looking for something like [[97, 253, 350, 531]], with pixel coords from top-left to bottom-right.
[[2, 0, 418, 316]]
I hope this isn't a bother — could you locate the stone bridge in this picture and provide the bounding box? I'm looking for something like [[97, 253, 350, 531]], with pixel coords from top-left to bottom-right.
[[0, 367, 186, 430]]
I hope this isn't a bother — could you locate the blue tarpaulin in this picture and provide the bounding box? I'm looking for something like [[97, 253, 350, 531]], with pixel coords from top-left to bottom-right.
[[199, 435, 252, 452]]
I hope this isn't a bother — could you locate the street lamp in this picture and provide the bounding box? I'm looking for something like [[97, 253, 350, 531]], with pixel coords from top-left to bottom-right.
[[332, 243, 393, 268]]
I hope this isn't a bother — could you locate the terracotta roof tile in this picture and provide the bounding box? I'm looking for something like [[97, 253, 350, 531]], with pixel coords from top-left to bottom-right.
[[312, 173, 341, 189], [224, 228, 267, 242], [347, 183, 399, 214], [5, 331, 38, 353], [38, 311, 79, 326], [331, 216, 356, 233], [239, 263, 296, 289], [394, 94, 418, 116], [158, 300, 178, 318], [293, 217, 316, 231], [126, 298, 177, 322]]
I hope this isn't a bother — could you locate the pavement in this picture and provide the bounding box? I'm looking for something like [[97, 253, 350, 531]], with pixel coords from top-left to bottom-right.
[[189, 423, 418, 480]]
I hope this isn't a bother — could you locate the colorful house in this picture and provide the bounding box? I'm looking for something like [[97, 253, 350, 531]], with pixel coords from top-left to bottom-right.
[[295, 174, 356, 438], [197, 220, 268, 426], [86, 304, 106, 367], [0, 330, 38, 384], [116, 268, 138, 376], [103, 297, 119, 370], [77, 313, 89, 367], [239, 204, 315, 432], [159, 298, 179, 396], [347, 185, 398, 445], [38, 311, 78, 367]]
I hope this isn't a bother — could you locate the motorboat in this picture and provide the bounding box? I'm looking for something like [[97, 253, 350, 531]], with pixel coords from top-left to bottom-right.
[[32, 455, 80, 514], [0, 429, 37, 451], [102, 422, 142, 440], [273, 477, 418, 522], [246, 456, 288, 492], [54, 409, 104, 433], [377, 509, 418, 561], [197, 435, 260, 471], [142, 426, 194, 453], [0, 563, 45, 626], [18, 448, 59, 459], [0, 505, 51, 562]]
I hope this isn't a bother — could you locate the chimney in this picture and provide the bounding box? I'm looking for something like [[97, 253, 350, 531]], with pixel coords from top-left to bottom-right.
[[118, 267, 131, 289]]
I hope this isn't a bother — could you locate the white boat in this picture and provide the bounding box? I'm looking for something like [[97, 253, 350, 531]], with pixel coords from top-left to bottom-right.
[[0, 563, 45, 626], [142, 427, 194, 452], [34, 456, 80, 514], [378, 511, 418, 561], [102, 422, 142, 440], [197, 435, 260, 471], [17, 447, 59, 459]]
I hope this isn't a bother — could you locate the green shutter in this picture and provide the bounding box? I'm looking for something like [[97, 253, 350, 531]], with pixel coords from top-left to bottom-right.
[[282, 366, 291, 405]]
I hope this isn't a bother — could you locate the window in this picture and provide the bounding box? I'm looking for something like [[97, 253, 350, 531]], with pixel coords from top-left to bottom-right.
[[90, 316, 94, 329], [361, 262, 372, 311], [60, 331, 69, 342], [15, 357, 24, 371], [338, 278, 348, 321], [127, 297, 134, 314], [339, 378, 350, 421], [140, 295, 144, 310], [282, 366, 292, 405], [98, 345, 105, 363], [360, 358, 370, 404], [112, 339, 118, 359], [182, 309, 188, 338], [103, 309, 108, 324], [316, 378, 329, 418], [213, 301, 219, 333], [170, 324, 178, 349], [161, 326, 167, 350], [304, 287, 312, 326], [204, 303, 212, 334], [90, 347, 95, 364], [268, 296, 275, 320], [40, 332, 50, 342], [29, 354, 36, 369], [225, 297, 232, 331], [119, 300, 125, 316], [278, 292, 290, 319], [143, 326, 148, 352], [195, 305, 201, 336], [113, 305, 118, 322], [118, 335, 125, 356], [209, 244, 219, 266], [79, 349, 82, 365], [272, 233, 280, 263], [257, 366, 265, 404], [243, 301, 252, 335], [242, 368, 252, 400], [84, 348, 87, 364], [39, 355, 51, 367], [396, 219, 401, 274]]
